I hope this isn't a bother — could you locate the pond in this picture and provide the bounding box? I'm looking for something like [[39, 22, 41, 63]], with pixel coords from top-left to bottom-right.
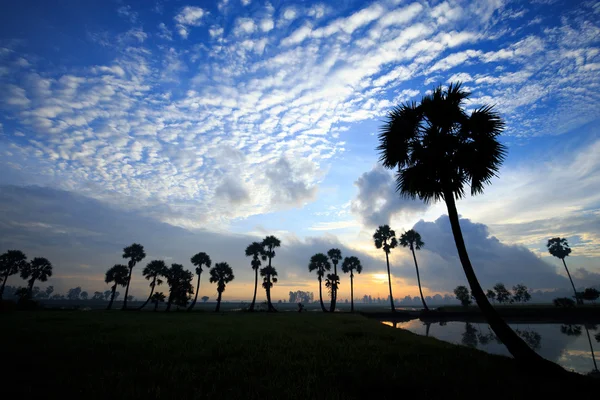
[[382, 319, 599, 375]]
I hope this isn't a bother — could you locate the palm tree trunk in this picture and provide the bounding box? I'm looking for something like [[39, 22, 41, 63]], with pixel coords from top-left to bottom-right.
[[266, 254, 277, 312], [188, 274, 201, 312], [411, 248, 428, 311], [444, 190, 560, 368], [215, 291, 222, 312], [385, 252, 395, 312], [250, 268, 258, 311], [350, 272, 354, 313], [425, 322, 431, 337], [330, 263, 337, 312], [0, 271, 9, 300], [27, 278, 36, 297], [562, 259, 581, 305], [166, 295, 173, 312], [318, 276, 327, 312], [107, 285, 117, 310], [122, 266, 133, 310], [585, 326, 598, 372], [139, 277, 156, 310]]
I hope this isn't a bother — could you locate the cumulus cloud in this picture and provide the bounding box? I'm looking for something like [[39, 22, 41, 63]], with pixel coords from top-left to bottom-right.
[[174, 6, 206, 38]]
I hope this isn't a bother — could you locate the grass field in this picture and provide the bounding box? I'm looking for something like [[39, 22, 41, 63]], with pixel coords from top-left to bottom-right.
[[1, 311, 596, 399]]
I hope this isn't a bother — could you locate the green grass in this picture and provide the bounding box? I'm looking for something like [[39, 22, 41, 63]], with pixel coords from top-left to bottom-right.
[[1, 311, 595, 399]]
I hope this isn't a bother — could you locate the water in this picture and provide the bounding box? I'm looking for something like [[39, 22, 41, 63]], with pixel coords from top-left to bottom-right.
[[382, 319, 600, 374]]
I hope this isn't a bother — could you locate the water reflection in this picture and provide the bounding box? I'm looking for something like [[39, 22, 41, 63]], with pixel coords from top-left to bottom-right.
[[383, 319, 599, 374]]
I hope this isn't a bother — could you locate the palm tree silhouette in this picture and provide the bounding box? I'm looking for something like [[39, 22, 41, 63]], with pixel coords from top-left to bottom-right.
[[121, 243, 146, 310], [327, 248, 342, 312], [399, 230, 428, 311], [245, 242, 264, 312], [165, 263, 194, 312], [20, 257, 53, 297], [342, 256, 362, 312], [105, 264, 129, 310], [209, 262, 235, 312], [325, 273, 340, 310], [188, 252, 211, 312], [547, 238, 581, 305], [261, 236, 281, 312], [373, 225, 398, 312], [308, 253, 331, 312], [138, 260, 167, 310], [151, 292, 166, 312], [377, 82, 551, 366], [0, 250, 27, 300]]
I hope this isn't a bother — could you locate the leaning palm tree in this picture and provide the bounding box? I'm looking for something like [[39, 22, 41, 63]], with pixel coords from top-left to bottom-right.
[[121, 243, 146, 310], [399, 230, 428, 311], [327, 248, 342, 312], [138, 260, 168, 310], [209, 262, 235, 312], [0, 250, 27, 300], [308, 253, 331, 312], [20, 257, 53, 297], [151, 292, 166, 312], [105, 264, 129, 310], [547, 238, 580, 305], [341, 256, 362, 312], [245, 242, 264, 311], [188, 252, 211, 312], [377, 82, 554, 366], [373, 225, 398, 312], [261, 236, 281, 312]]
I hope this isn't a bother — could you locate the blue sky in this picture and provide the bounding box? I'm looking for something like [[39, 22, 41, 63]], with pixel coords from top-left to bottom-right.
[[1, 0, 599, 301]]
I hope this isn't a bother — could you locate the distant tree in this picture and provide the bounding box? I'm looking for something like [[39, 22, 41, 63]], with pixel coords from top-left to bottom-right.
[[45, 286, 54, 299], [245, 242, 264, 312], [151, 292, 166, 312], [121, 243, 146, 310], [210, 262, 235, 312], [462, 323, 478, 348], [327, 248, 342, 312], [189, 252, 211, 312], [139, 260, 168, 310], [114, 291, 120, 300], [127, 295, 134, 302], [308, 253, 331, 312], [80, 291, 88, 300], [201, 296, 209, 303], [105, 265, 129, 310], [0, 250, 28, 300], [454, 286, 471, 307], [373, 225, 398, 312], [261, 236, 281, 312], [399, 229, 428, 311], [341, 256, 362, 312], [67, 287, 82, 301], [165, 264, 193, 312], [19, 257, 53, 297], [582, 288, 600, 303], [553, 297, 576, 308], [103, 290, 112, 301], [51, 294, 64, 300], [289, 291, 297, 304], [14, 287, 30, 302], [486, 289, 496, 304], [493, 283, 512, 304], [92, 291, 104, 301], [547, 238, 581, 305], [560, 324, 582, 336], [512, 284, 531, 305]]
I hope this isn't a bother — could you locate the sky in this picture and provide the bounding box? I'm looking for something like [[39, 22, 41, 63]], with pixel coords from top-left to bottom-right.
[[0, 0, 599, 303]]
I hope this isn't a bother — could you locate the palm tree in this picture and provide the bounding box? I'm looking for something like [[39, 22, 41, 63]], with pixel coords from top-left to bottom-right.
[[399, 230, 428, 311], [188, 252, 211, 312], [209, 262, 235, 312], [327, 248, 342, 312], [377, 82, 553, 366], [342, 256, 362, 312], [245, 242, 264, 311], [19, 257, 53, 297], [261, 236, 281, 312], [308, 253, 331, 312], [325, 273, 340, 311], [165, 264, 194, 312], [547, 238, 581, 305], [373, 225, 398, 312], [151, 292, 166, 312], [0, 250, 27, 300], [105, 264, 129, 310], [138, 260, 168, 310], [121, 243, 146, 310]]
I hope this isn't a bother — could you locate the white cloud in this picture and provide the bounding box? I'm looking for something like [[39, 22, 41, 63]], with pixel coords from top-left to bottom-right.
[[157, 23, 173, 40], [174, 6, 206, 38], [234, 17, 257, 36]]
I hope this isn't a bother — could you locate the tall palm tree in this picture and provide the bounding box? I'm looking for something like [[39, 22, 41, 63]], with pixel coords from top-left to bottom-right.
[[121, 243, 146, 310], [209, 262, 235, 312], [260, 266, 278, 309], [245, 242, 264, 311], [399, 230, 428, 311], [261, 236, 281, 312], [138, 260, 168, 310], [547, 237, 580, 305], [327, 248, 342, 312], [151, 292, 166, 312], [105, 264, 129, 310], [341, 256, 362, 312], [20, 257, 53, 297], [308, 253, 331, 312], [0, 250, 27, 300], [373, 225, 398, 312], [188, 252, 211, 312], [377, 82, 553, 366], [165, 264, 194, 312]]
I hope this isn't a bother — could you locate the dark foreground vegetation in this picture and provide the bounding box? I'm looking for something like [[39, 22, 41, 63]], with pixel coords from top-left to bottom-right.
[[1, 311, 596, 399]]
